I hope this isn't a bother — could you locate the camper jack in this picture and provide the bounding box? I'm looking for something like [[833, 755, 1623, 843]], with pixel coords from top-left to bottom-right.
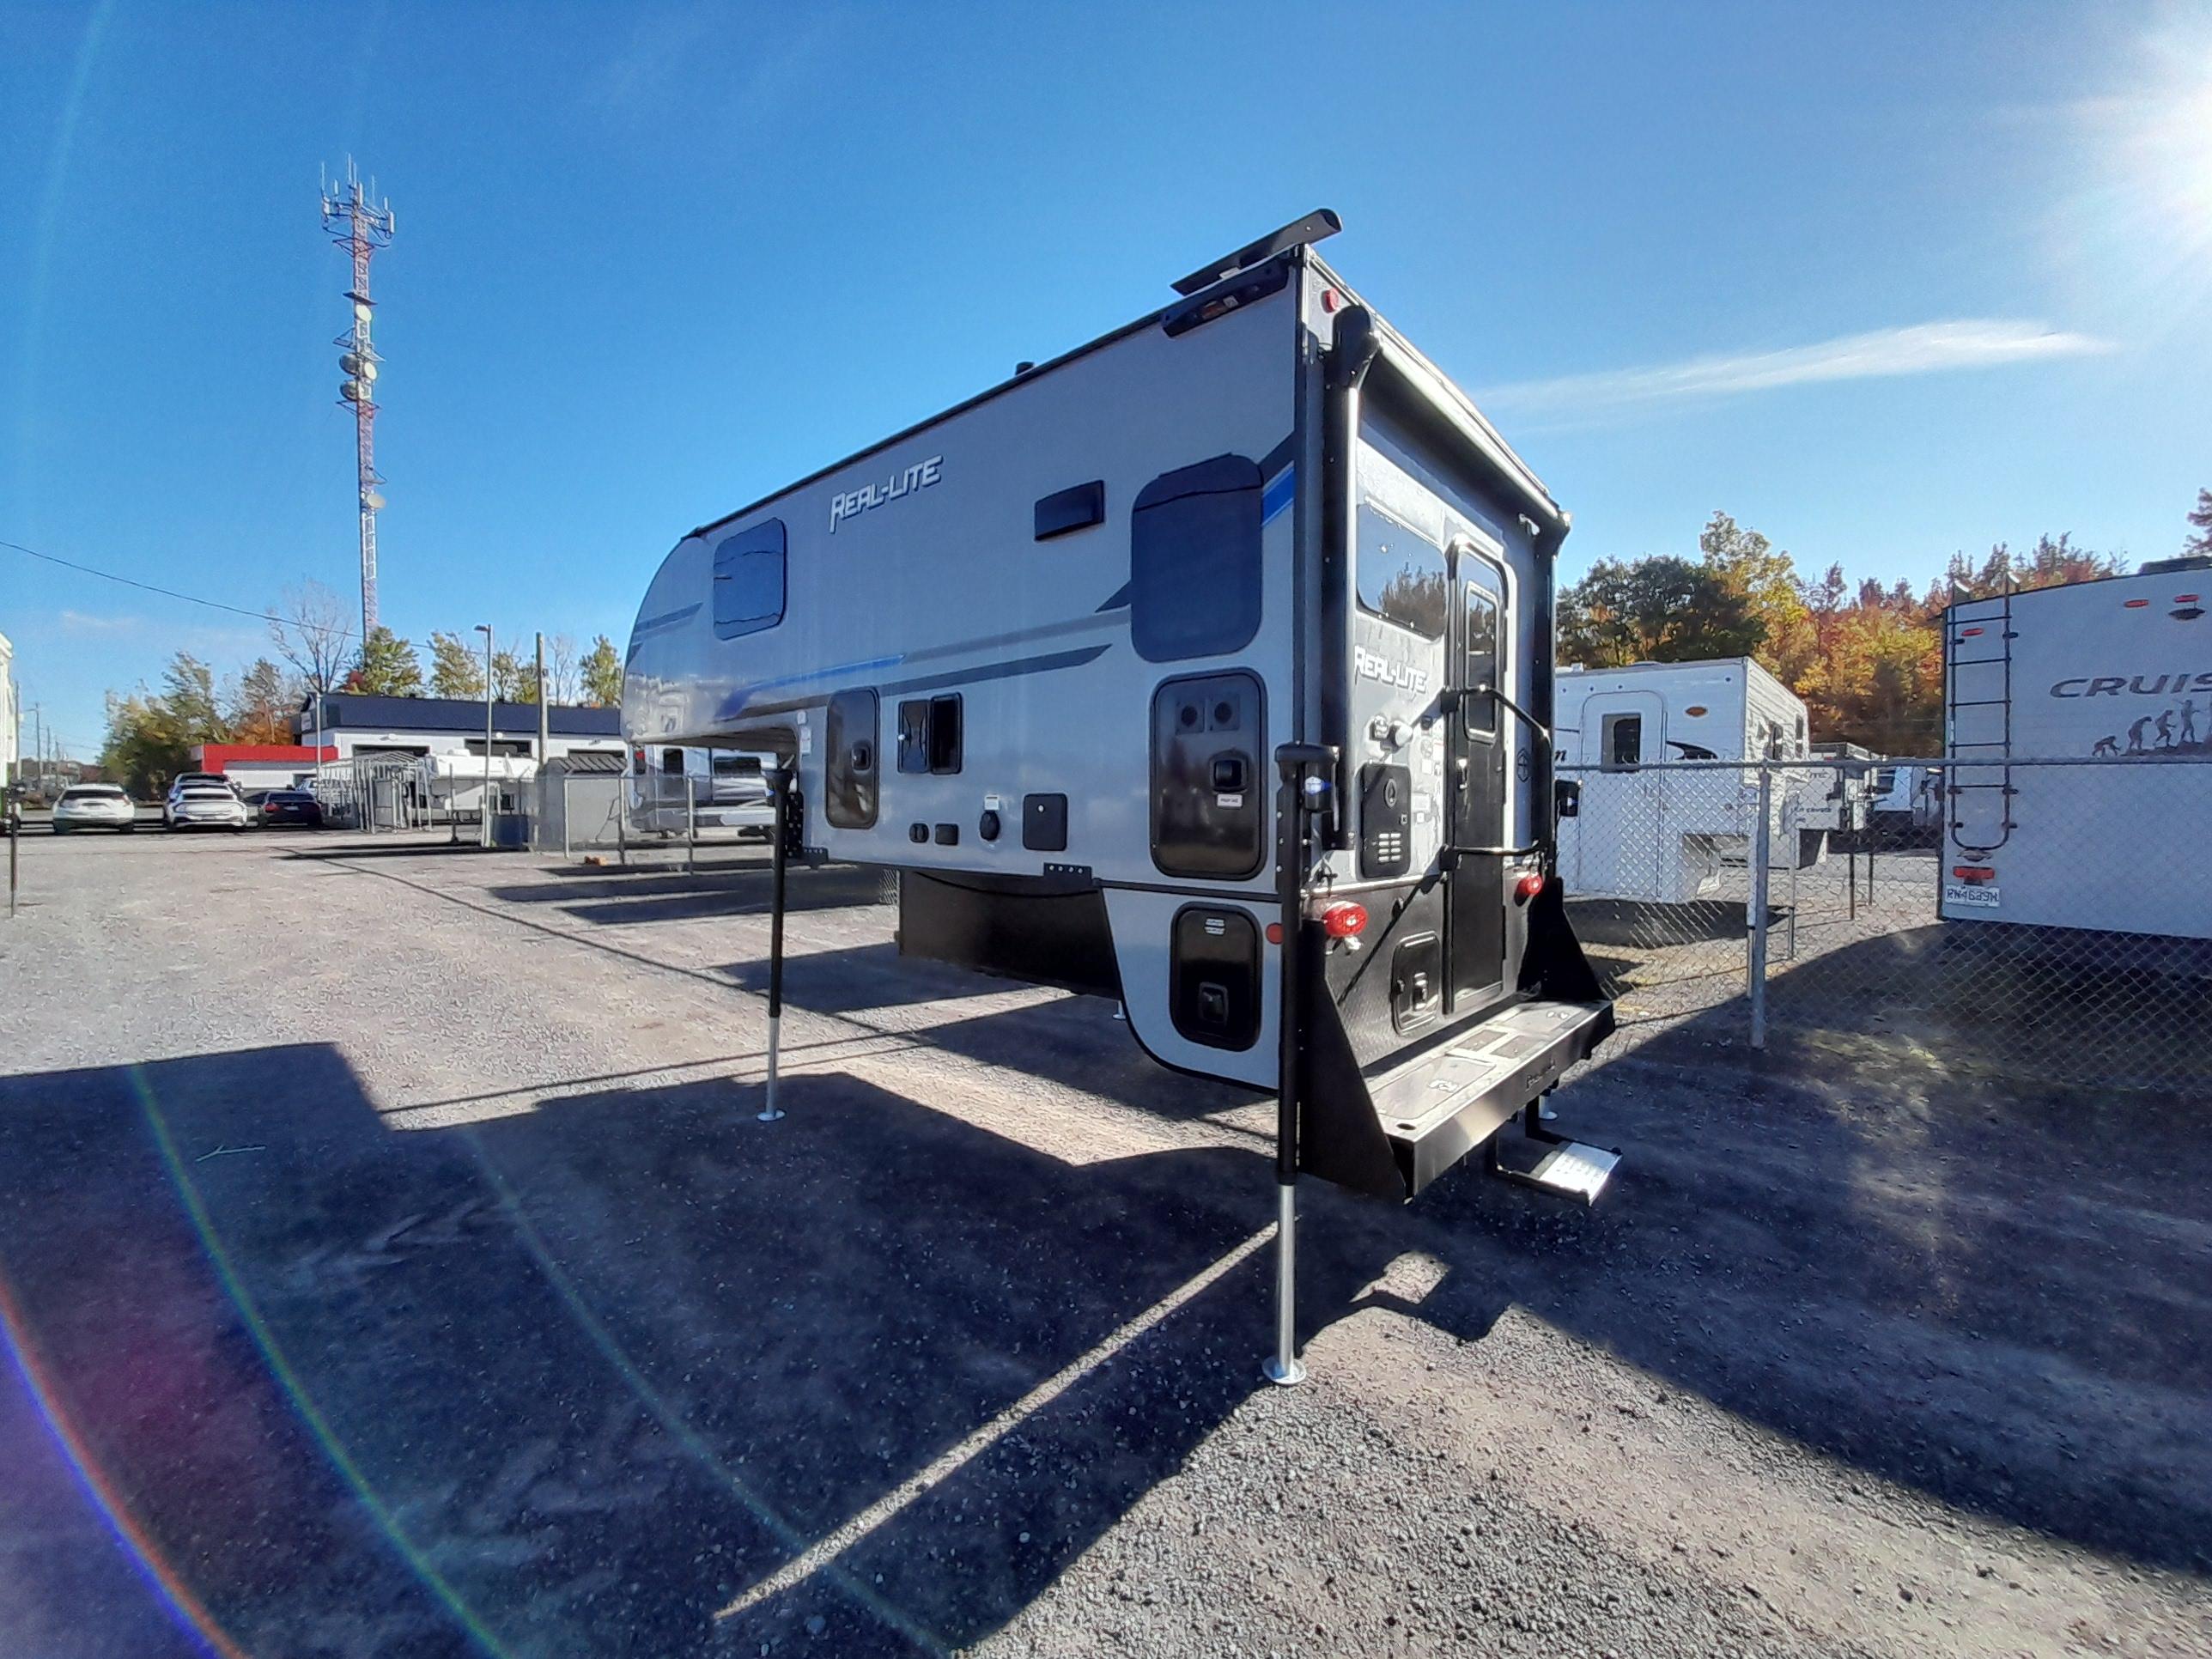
[[624, 211, 1619, 1381]]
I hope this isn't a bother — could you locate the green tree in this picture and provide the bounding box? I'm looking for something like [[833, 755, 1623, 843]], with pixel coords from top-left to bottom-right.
[[491, 649, 536, 703], [1559, 556, 1765, 667], [100, 651, 232, 795], [580, 635, 623, 706], [1698, 512, 1816, 685], [349, 627, 424, 696], [427, 630, 487, 699], [2185, 488, 2212, 559]]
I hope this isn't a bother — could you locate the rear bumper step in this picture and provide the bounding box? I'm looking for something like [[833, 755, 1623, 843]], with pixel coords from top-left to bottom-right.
[[1299, 994, 1613, 1199]]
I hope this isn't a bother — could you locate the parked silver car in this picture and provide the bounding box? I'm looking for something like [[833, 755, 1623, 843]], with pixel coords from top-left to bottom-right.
[[52, 783, 137, 834], [166, 783, 249, 832]]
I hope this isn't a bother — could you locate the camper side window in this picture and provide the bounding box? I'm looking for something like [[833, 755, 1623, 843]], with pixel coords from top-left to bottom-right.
[[1357, 507, 1448, 639], [661, 748, 684, 775], [1602, 714, 1642, 769], [712, 519, 787, 641]]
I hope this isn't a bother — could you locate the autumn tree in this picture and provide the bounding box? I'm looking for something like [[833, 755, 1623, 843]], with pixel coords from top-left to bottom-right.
[[580, 635, 623, 706], [1698, 512, 1817, 685], [427, 630, 487, 699], [1797, 605, 1943, 755], [1559, 556, 1765, 667], [227, 658, 295, 744], [2185, 488, 2212, 559], [347, 627, 424, 696], [1946, 534, 2125, 600]]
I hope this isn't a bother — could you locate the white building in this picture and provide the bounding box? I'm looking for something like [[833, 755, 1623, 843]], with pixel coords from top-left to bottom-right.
[[292, 692, 623, 765]]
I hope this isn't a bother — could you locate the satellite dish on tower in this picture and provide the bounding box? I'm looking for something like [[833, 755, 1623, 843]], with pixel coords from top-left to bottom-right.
[[340, 380, 362, 402], [362, 490, 386, 511]]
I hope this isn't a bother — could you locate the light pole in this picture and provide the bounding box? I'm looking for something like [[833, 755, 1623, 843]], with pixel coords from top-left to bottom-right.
[[476, 624, 494, 848]]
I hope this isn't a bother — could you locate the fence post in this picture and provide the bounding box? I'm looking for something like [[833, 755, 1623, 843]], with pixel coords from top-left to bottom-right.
[[685, 779, 696, 874], [616, 775, 628, 868], [1747, 761, 1771, 1048], [561, 775, 571, 860], [8, 808, 16, 919]]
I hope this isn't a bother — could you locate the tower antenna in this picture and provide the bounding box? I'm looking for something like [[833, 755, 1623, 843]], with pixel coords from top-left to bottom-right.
[[319, 158, 396, 641]]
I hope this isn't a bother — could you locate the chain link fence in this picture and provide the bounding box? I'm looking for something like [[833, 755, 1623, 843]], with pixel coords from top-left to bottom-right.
[[1560, 755, 2211, 1090]]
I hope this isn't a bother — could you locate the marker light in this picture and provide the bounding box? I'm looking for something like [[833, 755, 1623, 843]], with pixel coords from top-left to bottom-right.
[[1952, 866, 1996, 883], [1265, 921, 1284, 945], [2124, 599, 2150, 608], [1320, 902, 1368, 938], [1514, 872, 1546, 903]]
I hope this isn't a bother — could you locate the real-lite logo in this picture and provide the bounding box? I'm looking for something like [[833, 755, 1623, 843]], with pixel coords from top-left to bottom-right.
[[1354, 644, 1430, 695], [830, 456, 943, 533]]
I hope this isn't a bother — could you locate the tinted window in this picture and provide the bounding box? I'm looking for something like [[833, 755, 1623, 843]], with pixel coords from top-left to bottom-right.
[[1463, 580, 1500, 739], [712, 519, 787, 640], [1603, 714, 1642, 769], [1357, 507, 1448, 639], [1130, 455, 1262, 662]]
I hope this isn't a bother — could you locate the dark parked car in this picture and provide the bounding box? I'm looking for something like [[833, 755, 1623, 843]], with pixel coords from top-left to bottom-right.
[[252, 789, 324, 830]]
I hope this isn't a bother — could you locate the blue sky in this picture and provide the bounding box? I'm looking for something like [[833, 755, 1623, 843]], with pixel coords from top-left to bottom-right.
[[5, 2, 2209, 757]]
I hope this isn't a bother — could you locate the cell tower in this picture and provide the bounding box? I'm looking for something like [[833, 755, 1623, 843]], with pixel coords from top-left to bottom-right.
[[319, 161, 395, 639]]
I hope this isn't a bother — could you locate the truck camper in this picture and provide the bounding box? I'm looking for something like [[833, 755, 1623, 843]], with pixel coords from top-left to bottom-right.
[[1553, 657, 1822, 902], [623, 212, 1620, 1377]]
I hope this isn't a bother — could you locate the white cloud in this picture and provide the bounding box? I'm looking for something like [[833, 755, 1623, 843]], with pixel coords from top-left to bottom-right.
[[1478, 320, 2112, 425], [58, 610, 140, 635]]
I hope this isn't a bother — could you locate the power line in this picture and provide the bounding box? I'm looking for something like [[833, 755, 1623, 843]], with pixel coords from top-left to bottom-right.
[[0, 537, 363, 644]]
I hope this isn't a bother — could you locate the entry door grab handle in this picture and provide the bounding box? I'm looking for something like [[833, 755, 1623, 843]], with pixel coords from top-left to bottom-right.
[[1445, 842, 1542, 858]]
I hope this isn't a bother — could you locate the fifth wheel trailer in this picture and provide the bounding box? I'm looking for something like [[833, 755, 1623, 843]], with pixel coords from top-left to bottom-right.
[[1942, 562, 2212, 943], [1552, 657, 1823, 903], [623, 211, 1619, 1374]]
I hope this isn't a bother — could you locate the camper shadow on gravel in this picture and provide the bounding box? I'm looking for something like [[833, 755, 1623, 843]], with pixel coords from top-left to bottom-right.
[[483, 862, 890, 928], [2, 1013, 2205, 1657], [0, 1044, 1347, 1656]]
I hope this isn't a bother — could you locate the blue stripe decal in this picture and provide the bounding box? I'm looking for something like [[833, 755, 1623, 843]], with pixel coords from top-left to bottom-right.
[[1261, 462, 1296, 526]]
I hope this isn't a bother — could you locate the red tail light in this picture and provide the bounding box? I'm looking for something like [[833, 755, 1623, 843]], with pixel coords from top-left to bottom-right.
[[1320, 902, 1368, 938], [1264, 921, 1284, 945], [1514, 872, 1546, 903], [264, 800, 279, 812], [1952, 865, 1995, 883]]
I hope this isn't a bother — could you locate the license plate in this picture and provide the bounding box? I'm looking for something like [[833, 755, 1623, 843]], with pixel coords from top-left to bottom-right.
[[1944, 884, 2000, 909]]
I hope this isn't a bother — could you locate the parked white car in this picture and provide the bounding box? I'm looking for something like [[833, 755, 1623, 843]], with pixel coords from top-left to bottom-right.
[[52, 783, 137, 834], [167, 783, 249, 832]]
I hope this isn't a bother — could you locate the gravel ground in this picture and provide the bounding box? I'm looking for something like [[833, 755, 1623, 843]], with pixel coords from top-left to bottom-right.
[[0, 829, 2205, 1657]]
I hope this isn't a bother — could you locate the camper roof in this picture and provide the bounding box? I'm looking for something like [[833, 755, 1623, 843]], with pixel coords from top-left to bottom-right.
[[684, 211, 1565, 550]]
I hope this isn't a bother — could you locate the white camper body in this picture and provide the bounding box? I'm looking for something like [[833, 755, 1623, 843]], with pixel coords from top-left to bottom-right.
[[1942, 565, 2212, 941], [1553, 657, 1818, 903], [623, 215, 1614, 1204]]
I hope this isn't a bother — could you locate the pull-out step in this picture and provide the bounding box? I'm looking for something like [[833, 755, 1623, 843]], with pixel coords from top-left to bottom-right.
[[1300, 993, 1613, 1200]]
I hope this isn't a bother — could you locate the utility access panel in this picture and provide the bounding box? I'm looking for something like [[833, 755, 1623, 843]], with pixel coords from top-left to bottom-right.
[[1151, 672, 1265, 879]]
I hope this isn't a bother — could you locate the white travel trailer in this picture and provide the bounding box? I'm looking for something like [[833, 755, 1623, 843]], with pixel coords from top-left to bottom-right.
[[629, 744, 775, 837], [1866, 762, 1942, 844], [1552, 657, 1819, 903], [1942, 562, 2211, 942], [623, 213, 1621, 1372]]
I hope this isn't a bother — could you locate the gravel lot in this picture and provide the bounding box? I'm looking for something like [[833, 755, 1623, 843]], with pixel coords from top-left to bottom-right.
[[0, 830, 2205, 1657]]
